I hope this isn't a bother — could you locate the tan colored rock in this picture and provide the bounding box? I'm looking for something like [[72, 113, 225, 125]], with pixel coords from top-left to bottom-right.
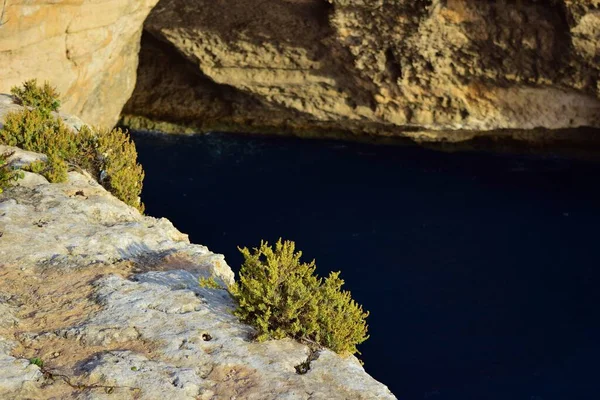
[[566, 1, 600, 92], [0, 0, 159, 128], [125, 0, 600, 142]]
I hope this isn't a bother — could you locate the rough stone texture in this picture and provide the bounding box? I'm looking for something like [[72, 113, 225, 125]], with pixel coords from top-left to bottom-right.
[[0, 0, 160, 128], [0, 145, 395, 398], [0, 303, 43, 397], [122, 34, 299, 134], [124, 0, 600, 142], [0, 171, 232, 280]]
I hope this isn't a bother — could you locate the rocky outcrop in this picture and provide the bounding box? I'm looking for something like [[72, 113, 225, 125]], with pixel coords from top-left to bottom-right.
[[0, 0, 159, 128], [123, 0, 600, 142], [0, 100, 395, 398]]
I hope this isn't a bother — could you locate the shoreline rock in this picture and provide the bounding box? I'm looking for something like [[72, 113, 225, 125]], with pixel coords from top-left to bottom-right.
[[123, 0, 600, 143]]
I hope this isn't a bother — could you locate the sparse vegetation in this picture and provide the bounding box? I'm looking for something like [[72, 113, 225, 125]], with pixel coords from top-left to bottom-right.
[[199, 276, 223, 289], [29, 357, 44, 368], [0, 80, 144, 211], [230, 239, 369, 356], [0, 152, 24, 193]]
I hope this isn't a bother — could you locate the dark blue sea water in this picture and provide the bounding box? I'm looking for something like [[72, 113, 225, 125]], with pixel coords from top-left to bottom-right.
[[132, 131, 600, 400]]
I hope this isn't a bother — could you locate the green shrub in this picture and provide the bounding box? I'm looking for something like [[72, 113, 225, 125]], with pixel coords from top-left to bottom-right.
[[315, 271, 370, 354], [2, 107, 81, 184], [69, 125, 100, 174], [230, 239, 369, 356], [2, 108, 76, 183], [11, 79, 60, 116], [95, 127, 145, 213], [0, 80, 145, 211], [0, 153, 24, 193]]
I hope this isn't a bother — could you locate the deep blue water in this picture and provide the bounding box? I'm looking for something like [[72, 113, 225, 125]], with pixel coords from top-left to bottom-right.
[[132, 131, 600, 400]]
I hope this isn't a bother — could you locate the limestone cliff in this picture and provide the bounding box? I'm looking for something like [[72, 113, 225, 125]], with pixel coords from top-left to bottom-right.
[[123, 0, 600, 143], [0, 99, 395, 399], [0, 0, 159, 127]]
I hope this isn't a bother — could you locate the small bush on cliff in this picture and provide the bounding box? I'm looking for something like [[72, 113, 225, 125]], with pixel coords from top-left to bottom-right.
[[0, 153, 24, 193], [10, 79, 60, 116], [1, 108, 76, 183], [230, 239, 369, 356], [0, 80, 144, 211], [94, 127, 145, 211]]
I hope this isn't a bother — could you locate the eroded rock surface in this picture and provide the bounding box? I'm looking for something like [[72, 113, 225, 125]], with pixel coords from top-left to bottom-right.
[[124, 0, 600, 142], [0, 0, 159, 127], [0, 146, 395, 399]]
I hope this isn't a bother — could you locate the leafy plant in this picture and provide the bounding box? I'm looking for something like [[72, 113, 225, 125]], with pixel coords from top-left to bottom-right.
[[29, 357, 44, 368], [0, 152, 24, 193], [0, 80, 145, 211], [10, 79, 60, 116], [230, 239, 369, 356]]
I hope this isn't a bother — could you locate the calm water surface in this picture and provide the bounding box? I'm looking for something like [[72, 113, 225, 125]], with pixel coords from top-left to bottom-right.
[[132, 131, 600, 400]]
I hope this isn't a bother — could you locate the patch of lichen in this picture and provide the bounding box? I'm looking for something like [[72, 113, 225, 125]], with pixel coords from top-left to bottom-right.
[[229, 239, 369, 356], [1, 81, 144, 212]]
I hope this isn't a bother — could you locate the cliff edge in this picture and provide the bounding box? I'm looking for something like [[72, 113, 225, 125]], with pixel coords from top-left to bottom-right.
[[0, 98, 395, 399]]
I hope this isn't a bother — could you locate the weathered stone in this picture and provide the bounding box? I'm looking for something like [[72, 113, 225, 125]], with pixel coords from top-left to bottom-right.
[[0, 302, 43, 399], [0, 0, 160, 127], [124, 0, 600, 143], [71, 271, 395, 399], [0, 165, 231, 282], [0, 346, 42, 398]]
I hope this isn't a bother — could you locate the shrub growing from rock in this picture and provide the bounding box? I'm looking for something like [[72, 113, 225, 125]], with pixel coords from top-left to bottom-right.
[[10, 79, 60, 116], [28, 357, 44, 368], [0, 153, 23, 193], [94, 127, 145, 211], [0, 80, 144, 211], [230, 239, 369, 356]]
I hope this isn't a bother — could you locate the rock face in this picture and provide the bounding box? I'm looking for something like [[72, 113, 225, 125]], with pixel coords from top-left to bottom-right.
[[0, 0, 159, 128], [0, 103, 395, 398], [124, 0, 600, 142]]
